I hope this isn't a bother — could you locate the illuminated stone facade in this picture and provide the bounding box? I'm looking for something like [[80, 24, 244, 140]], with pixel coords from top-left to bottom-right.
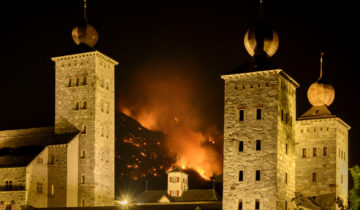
[[222, 69, 350, 210], [296, 116, 349, 209], [0, 50, 117, 209], [51, 51, 118, 206]]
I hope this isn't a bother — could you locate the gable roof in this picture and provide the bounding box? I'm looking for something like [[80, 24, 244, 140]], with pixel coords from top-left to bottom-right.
[[0, 126, 78, 168]]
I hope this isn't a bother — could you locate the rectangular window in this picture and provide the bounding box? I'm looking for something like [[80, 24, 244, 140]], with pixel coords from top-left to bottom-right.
[[256, 170, 260, 181], [75, 102, 79, 110], [5, 181, 12, 191], [36, 183, 43, 194], [239, 141, 244, 152], [323, 147, 327, 156], [169, 190, 172, 196], [50, 184, 55, 196], [302, 148, 306, 157], [239, 110, 244, 121], [239, 170, 243, 181], [285, 173, 288, 184], [313, 148, 317, 157], [312, 173, 316, 182], [256, 109, 262, 120], [83, 101, 87, 109], [238, 200, 243, 210], [76, 78, 80, 86], [81, 175, 85, 184], [82, 125, 86, 134], [177, 190, 179, 196], [285, 144, 288, 155], [68, 78, 72, 87], [255, 199, 260, 210], [80, 150, 85, 159], [341, 175, 343, 184], [285, 201, 288, 210], [49, 155, 55, 165], [83, 77, 87, 85], [281, 110, 284, 121], [256, 140, 261, 151]]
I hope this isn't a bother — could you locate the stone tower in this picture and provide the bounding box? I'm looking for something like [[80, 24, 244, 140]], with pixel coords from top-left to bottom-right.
[[221, 7, 299, 209], [51, 1, 118, 206], [295, 53, 350, 209], [167, 166, 189, 197]]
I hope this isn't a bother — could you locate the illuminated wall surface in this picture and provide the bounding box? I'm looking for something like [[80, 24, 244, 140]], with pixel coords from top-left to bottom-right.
[[222, 69, 349, 210]]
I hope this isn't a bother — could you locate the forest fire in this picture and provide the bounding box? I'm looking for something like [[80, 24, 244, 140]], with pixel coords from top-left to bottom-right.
[[118, 59, 223, 181]]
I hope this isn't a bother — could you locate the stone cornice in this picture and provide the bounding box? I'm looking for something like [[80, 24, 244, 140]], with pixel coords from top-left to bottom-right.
[[296, 117, 351, 130], [221, 69, 300, 88], [51, 51, 119, 65]]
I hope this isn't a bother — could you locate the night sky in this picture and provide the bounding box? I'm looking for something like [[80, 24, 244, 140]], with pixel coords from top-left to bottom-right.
[[1, 0, 359, 177]]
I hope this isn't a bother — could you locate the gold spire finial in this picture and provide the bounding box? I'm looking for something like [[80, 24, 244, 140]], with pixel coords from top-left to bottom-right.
[[319, 51, 324, 80], [83, 0, 88, 23]]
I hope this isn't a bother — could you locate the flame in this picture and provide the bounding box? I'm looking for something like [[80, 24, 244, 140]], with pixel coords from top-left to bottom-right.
[[118, 58, 223, 180]]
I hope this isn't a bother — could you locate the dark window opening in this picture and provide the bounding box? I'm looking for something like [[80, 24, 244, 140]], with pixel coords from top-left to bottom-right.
[[68, 78, 72, 87], [281, 110, 284, 121], [239, 110, 244, 121], [285, 173, 288, 184], [285, 144, 288, 155], [312, 173, 317, 182], [313, 148, 317, 157], [83, 77, 87, 85], [239, 171, 243, 181], [255, 199, 260, 210], [82, 125, 86, 134], [238, 200, 243, 210], [75, 102, 79, 110], [83, 101, 87, 109], [302, 148, 306, 157], [256, 109, 262, 120], [76, 78, 80, 86], [256, 140, 261, 151], [239, 141, 244, 152], [323, 147, 327, 156], [256, 170, 260, 181]]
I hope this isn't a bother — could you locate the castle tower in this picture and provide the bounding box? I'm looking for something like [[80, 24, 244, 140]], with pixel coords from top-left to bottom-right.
[[295, 53, 350, 209], [167, 166, 189, 197], [51, 1, 118, 206], [221, 3, 299, 209]]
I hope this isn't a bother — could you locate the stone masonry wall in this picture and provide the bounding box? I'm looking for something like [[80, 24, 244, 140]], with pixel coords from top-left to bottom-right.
[[52, 51, 117, 207], [94, 56, 115, 206], [0, 167, 26, 208], [26, 148, 48, 207], [295, 118, 350, 209], [47, 144, 68, 207], [222, 70, 298, 210]]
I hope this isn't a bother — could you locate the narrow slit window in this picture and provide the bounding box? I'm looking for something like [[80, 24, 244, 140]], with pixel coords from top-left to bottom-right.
[[239, 170, 243, 181], [312, 173, 317, 182], [302, 148, 306, 157], [255, 199, 260, 210], [281, 110, 284, 121], [285, 173, 288, 184], [238, 200, 243, 210], [75, 102, 79, 110], [239, 141, 244, 152], [313, 148, 317, 157], [323, 147, 327, 156], [76, 78, 80, 86], [285, 144, 288, 155], [83, 77, 87, 85], [239, 110, 244, 121], [82, 125, 86, 134], [256, 109, 262, 120], [68, 78, 72, 87], [256, 170, 260, 181], [256, 140, 261, 151], [83, 101, 87, 109]]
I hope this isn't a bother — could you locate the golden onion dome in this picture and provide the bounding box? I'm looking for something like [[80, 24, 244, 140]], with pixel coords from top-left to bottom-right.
[[71, 0, 98, 47], [307, 81, 335, 107], [307, 52, 335, 107], [244, 20, 279, 58], [72, 23, 98, 47]]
